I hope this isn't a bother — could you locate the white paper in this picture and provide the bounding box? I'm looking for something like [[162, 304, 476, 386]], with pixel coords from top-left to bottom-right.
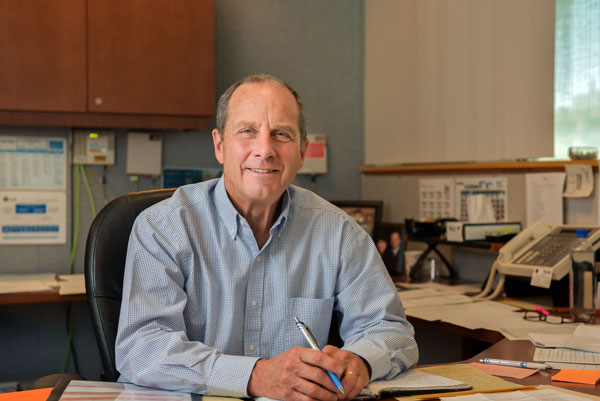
[[59, 380, 192, 401], [533, 347, 600, 365], [440, 388, 592, 400], [0, 136, 67, 190], [406, 299, 580, 339], [0, 274, 58, 294], [528, 325, 600, 353], [530, 267, 553, 289], [57, 274, 86, 295], [367, 369, 467, 394], [401, 294, 473, 310], [564, 164, 594, 198], [500, 325, 577, 341], [0, 190, 67, 244], [419, 178, 455, 219], [525, 173, 565, 226]]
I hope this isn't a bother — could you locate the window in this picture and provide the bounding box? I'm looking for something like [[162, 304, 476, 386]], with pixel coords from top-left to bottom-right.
[[555, 0, 600, 159]]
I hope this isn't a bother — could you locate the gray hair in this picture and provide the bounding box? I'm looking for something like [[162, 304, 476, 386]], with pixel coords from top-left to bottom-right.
[[215, 74, 307, 144]]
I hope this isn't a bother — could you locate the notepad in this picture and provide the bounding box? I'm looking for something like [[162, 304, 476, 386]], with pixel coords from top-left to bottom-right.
[[552, 369, 600, 385], [355, 369, 471, 399]]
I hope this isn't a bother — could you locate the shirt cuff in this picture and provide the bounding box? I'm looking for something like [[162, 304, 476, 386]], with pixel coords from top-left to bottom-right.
[[206, 354, 260, 397], [343, 343, 391, 381]]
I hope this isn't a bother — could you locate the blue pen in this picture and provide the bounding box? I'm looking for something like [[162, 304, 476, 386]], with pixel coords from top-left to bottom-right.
[[294, 316, 345, 394]]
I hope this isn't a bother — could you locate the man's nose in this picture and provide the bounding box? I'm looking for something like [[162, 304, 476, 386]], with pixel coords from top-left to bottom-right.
[[253, 129, 276, 158]]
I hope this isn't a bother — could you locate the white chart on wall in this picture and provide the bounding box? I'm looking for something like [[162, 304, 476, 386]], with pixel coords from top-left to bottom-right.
[[0, 136, 67, 244]]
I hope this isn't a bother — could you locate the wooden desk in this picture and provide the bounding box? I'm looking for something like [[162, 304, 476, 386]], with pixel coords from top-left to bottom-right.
[[470, 338, 600, 397], [0, 291, 85, 306]]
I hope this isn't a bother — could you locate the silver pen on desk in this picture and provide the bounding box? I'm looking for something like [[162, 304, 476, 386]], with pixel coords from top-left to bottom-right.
[[479, 358, 552, 370], [294, 316, 345, 394]]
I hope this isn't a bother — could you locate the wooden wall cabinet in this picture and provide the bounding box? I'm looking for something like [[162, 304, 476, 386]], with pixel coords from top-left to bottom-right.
[[0, 0, 215, 130]]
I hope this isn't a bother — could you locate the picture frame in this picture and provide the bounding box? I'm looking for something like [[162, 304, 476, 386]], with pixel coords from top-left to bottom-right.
[[373, 222, 406, 276], [330, 200, 383, 238]]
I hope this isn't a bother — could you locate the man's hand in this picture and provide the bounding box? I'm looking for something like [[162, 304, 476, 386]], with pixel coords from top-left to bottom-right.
[[322, 346, 370, 401], [247, 346, 345, 401]]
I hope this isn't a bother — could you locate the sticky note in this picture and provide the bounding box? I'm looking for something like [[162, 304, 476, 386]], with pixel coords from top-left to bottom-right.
[[552, 369, 600, 385]]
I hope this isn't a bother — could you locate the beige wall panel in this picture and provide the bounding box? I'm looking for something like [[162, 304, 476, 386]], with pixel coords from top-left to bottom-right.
[[365, 0, 555, 165]]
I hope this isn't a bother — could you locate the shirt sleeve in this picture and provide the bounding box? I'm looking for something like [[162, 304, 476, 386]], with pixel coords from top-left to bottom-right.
[[336, 224, 419, 381], [115, 211, 259, 397]]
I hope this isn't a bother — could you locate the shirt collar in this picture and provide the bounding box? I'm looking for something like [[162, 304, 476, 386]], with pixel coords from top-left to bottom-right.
[[213, 176, 291, 240]]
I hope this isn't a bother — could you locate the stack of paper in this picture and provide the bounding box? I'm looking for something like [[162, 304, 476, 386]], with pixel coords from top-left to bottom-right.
[[58, 380, 196, 401], [362, 369, 471, 398], [531, 325, 600, 370], [0, 274, 58, 294]]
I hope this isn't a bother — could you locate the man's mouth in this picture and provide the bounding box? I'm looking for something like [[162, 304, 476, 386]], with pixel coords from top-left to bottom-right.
[[248, 168, 277, 173]]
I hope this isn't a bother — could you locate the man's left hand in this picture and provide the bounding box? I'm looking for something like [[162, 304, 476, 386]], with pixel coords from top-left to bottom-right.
[[321, 346, 370, 400]]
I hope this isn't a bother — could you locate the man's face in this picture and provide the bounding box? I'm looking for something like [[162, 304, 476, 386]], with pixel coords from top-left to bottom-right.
[[390, 232, 401, 249], [213, 82, 307, 211]]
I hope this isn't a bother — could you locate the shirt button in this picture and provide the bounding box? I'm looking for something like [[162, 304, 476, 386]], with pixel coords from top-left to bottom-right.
[[256, 256, 260, 262], [230, 229, 235, 234], [251, 299, 258, 307], [249, 344, 255, 351], [241, 221, 245, 225]]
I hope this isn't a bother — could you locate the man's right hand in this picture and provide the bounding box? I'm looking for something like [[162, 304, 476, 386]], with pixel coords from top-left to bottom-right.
[[247, 346, 345, 401]]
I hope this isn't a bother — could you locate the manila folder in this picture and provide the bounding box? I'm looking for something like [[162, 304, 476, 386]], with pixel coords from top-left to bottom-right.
[[366, 369, 471, 395]]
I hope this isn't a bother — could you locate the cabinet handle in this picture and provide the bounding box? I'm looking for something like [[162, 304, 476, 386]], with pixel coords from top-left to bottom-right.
[[94, 97, 103, 106]]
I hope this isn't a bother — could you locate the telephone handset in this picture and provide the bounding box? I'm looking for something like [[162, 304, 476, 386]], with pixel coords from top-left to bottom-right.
[[473, 221, 600, 300], [497, 221, 600, 280]]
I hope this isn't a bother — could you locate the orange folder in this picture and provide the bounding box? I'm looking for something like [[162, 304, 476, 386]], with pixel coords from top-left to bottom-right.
[[552, 369, 600, 386], [0, 388, 52, 401]]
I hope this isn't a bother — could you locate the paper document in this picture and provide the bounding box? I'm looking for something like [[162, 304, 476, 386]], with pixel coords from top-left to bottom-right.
[[401, 294, 473, 310], [525, 173, 565, 226], [57, 274, 86, 295], [529, 325, 600, 353], [499, 324, 577, 341], [58, 380, 195, 401], [398, 288, 442, 300], [439, 387, 593, 400], [397, 282, 481, 294], [406, 364, 526, 401], [564, 164, 594, 198], [366, 369, 470, 395], [534, 347, 600, 365], [0, 274, 57, 294]]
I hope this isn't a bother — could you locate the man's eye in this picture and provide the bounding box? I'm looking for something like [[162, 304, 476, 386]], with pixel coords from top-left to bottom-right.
[[275, 131, 291, 140]]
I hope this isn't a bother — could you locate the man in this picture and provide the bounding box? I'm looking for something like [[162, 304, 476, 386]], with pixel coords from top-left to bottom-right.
[[116, 74, 418, 401]]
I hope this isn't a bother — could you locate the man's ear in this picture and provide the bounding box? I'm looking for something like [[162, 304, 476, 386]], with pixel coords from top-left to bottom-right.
[[212, 129, 224, 164], [297, 139, 309, 170]]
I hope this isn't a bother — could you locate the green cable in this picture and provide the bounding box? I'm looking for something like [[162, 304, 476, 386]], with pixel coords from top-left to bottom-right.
[[68, 166, 81, 275], [81, 165, 97, 218], [62, 165, 80, 372]]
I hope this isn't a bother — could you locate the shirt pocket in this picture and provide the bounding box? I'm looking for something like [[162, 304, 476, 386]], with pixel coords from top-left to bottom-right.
[[286, 297, 335, 350]]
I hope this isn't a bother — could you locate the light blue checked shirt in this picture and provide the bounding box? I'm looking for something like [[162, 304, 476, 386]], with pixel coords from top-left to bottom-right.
[[116, 177, 418, 397]]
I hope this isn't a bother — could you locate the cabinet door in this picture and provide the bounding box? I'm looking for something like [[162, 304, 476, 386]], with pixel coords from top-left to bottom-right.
[[87, 0, 215, 116], [0, 0, 87, 112]]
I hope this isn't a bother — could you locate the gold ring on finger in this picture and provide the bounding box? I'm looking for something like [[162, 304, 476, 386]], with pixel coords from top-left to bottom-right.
[[346, 370, 359, 378]]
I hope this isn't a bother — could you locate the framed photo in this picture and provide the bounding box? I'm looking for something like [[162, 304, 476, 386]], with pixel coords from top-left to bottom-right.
[[330, 200, 383, 238], [374, 222, 406, 275]]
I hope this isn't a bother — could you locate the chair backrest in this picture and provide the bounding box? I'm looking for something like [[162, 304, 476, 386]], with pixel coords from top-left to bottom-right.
[[84, 188, 176, 381]]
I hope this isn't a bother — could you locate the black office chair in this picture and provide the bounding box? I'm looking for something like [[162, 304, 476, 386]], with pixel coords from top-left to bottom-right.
[[84, 188, 176, 381]]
